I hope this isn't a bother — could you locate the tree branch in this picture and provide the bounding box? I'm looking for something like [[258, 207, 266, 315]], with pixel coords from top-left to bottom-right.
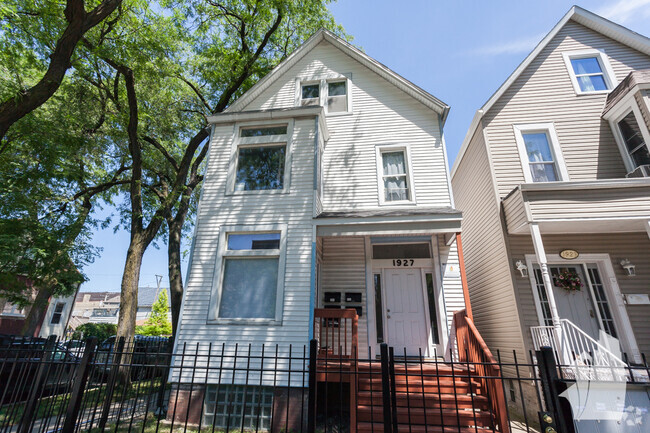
[[141, 135, 180, 172]]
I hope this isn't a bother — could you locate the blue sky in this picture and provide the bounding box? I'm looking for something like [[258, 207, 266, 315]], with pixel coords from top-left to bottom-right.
[[80, 0, 650, 292]]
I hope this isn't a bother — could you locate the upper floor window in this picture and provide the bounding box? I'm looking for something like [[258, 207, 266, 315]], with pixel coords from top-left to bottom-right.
[[228, 123, 291, 194], [513, 124, 569, 183], [297, 76, 351, 114], [562, 50, 615, 95], [1, 302, 25, 317], [50, 302, 65, 325], [617, 111, 650, 168], [376, 145, 415, 204]]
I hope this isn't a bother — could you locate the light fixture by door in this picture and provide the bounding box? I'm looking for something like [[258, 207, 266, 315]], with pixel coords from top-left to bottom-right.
[[620, 259, 636, 276], [515, 260, 528, 277]]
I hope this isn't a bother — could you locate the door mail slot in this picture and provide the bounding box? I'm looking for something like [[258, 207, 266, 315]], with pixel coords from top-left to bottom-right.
[[324, 292, 341, 303]]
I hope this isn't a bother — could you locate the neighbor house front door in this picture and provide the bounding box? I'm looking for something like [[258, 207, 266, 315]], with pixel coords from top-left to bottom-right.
[[382, 267, 429, 356]]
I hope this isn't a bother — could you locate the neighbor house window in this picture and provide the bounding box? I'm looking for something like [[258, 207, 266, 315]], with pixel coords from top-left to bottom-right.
[[376, 146, 414, 204], [513, 124, 568, 183], [50, 302, 65, 325], [230, 124, 290, 193], [209, 225, 287, 323], [617, 111, 650, 168], [1, 302, 25, 316], [298, 76, 350, 114], [562, 50, 615, 94]]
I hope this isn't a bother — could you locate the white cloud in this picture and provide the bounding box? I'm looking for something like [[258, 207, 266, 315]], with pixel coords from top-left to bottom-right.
[[597, 0, 650, 24], [468, 33, 544, 56]]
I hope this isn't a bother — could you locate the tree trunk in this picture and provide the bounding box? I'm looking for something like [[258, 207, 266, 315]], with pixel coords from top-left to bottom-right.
[[21, 286, 53, 337], [167, 218, 183, 337], [116, 238, 145, 340]]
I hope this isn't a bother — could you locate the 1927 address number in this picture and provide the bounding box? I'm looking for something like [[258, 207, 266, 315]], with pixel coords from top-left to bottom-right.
[[392, 259, 414, 266]]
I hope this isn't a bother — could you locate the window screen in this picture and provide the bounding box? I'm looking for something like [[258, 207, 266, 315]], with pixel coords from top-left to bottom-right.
[[219, 258, 278, 319]]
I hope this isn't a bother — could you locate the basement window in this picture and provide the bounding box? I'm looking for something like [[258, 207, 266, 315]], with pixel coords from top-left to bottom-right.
[[204, 385, 273, 430]]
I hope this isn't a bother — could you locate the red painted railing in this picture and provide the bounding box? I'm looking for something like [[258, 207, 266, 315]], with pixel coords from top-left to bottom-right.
[[455, 309, 510, 433], [313, 308, 358, 358]]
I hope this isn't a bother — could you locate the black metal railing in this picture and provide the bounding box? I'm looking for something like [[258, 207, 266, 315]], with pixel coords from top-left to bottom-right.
[[1, 335, 649, 433]]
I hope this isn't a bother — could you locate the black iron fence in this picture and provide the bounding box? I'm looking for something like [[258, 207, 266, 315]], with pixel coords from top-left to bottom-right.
[[1, 335, 649, 433]]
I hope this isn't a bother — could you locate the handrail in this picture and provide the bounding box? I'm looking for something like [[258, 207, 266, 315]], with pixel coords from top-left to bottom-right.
[[313, 308, 358, 358], [559, 319, 626, 366], [454, 309, 510, 433]]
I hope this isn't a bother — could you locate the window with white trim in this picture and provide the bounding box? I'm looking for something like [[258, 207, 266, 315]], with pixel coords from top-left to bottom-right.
[[562, 50, 615, 94], [230, 124, 289, 193], [50, 302, 65, 324], [377, 147, 414, 203], [209, 225, 286, 323], [617, 111, 650, 168], [1, 302, 25, 317], [513, 124, 568, 183], [298, 76, 350, 114]]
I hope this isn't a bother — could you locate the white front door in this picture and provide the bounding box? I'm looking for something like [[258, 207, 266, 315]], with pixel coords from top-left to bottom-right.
[[382, 268, 429, 356]]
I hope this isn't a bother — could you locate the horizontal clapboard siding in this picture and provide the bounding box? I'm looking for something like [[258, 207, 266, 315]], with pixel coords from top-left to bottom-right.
[[242, 41, 451, 211], [508, 233, 650, 355], [502, 189, 527, 233], [176, 119, 315, 354], [483, 21, 650, 198], [526, 186, 650, 220], [437, 237, 465, 337], [451, 128, 526, 364]]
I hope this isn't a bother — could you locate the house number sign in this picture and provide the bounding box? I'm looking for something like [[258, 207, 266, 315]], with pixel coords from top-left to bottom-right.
[[392, 259, 415, 266], [559, 249, 579, 260]]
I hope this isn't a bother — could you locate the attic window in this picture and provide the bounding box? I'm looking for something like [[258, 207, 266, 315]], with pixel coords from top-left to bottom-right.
[[301, 84, 319, 106], [327, 81, 347, 113], [298, 77, 351, 114], [562, 50, 615, 95]]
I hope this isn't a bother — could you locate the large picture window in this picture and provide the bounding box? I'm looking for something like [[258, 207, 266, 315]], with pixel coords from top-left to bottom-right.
[[209, 226, 287, 324]]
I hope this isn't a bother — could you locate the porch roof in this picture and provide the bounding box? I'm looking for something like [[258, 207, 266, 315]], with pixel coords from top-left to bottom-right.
[[314, 206, 462, 236]]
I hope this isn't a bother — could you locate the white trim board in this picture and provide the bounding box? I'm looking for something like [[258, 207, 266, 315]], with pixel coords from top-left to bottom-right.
[[451, 5, 650, 179], [524, 253, 641, 363]]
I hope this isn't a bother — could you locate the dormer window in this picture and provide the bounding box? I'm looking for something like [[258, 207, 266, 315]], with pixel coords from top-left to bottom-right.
[[617, 111, 650, 168], [297, 76, 351, 114], [562, 50, 616, 95]]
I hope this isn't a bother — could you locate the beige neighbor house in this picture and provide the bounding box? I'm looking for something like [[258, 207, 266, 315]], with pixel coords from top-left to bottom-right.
[[451, 4, 650, 415]]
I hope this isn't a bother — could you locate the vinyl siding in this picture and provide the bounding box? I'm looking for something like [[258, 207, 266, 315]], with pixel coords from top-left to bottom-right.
[[483, 21, 650, 198], [242, 41, 451, 211], [319, 236, 368, 358], [508, 232, 650, 356], [451, 127, 526, 362], [502, 188, 528, 233], [526, 186, 650, 220], [176, 118, 316, 359], [637, 89, 650, 131], [437, 237, 465, 340]]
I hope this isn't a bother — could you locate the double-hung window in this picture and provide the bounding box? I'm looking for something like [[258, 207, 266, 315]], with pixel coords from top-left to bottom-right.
[[51, 302, 65, 325], [298, 76, 350, 114], [617, 111, 650, 168], [376, 146, 414, 204], [230, 124, 290, 193], [563, 50, 615, 94], [209, 225, 287, 323], [513, 124, 568, 183]]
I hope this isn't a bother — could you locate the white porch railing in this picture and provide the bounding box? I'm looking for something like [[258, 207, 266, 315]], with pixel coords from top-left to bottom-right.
[[531, 319, 634, 381]]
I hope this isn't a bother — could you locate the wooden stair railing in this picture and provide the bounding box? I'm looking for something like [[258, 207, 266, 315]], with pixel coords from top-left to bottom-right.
[[313, 308, 358, 358], [454, 309, 510, 433]]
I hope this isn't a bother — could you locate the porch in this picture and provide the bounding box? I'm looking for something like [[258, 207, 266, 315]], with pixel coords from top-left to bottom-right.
[[502, 182, 650, 370]]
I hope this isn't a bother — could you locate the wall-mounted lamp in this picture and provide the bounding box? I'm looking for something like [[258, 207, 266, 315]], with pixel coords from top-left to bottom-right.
[[620, 259, 636, 276], [515, 260, 528, 278]]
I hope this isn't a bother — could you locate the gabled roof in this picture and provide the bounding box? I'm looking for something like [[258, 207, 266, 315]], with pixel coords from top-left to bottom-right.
[[451, 5, 650, 178], [225, 29, 450, 123]]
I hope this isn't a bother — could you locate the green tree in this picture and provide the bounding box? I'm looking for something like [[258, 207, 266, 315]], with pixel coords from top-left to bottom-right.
[[71, 322, 117, 342], [136, 290, 171, 336]]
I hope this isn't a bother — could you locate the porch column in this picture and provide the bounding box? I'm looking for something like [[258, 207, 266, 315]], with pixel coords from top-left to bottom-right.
[[529, 223, 561, 328]]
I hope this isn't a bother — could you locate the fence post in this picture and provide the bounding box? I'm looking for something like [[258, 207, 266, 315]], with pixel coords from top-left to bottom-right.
[[536, 347, 570, 433], [62, 337, 97, 433], [18, 335, 57, 433], [155, 336, 174, 415], [307, 339, 317, 433], [380, 343, 393, 433], [388, 347, 398, 433], [98, 337, 125, 431]]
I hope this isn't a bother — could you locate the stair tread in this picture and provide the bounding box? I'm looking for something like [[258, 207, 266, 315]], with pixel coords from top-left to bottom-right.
[[357, 391, 489, 401], [357, 422, 497, 433], [357, 405, 494, 416]]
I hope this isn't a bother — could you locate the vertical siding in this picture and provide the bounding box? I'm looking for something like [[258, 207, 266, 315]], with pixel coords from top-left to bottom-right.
[[319, 236, 369, 357], [176, 118, 315, 354], [483, 21, 650, 198], [451, 128, 527, 361], [242, 41, 452, 211], [508, 232, 650, 355]]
